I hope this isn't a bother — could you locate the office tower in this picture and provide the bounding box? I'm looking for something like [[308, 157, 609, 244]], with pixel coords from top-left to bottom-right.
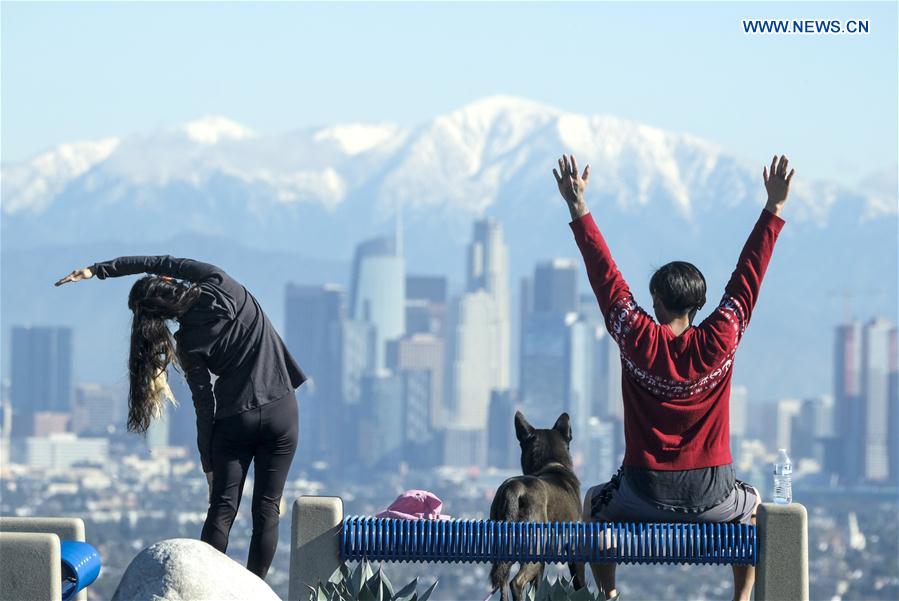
[[793, 395, 834, 464], [31, 412, 69, 437], [387, 334, 445, 428], [146, 405, 170, 451], [72, 383, 122, 437], [833, 321, 864, 483], [583, 417, 617, 485], [520, 311, 573, 421], [10, 326, 73, 437], [443, 426, 486, 468], [358, 371, 404, 470], [285, 284, 345, 464], [861, 317, 893, 482], [446, 291, 506, 429], [406, 275, 448, 335], [730, 385, 748, 444], [349, 236, 405, 369], [568, 317, 603, 461], [532, 260, 578, 314], [487, 389, 520, 469], [597, 330, 624, 420], [166, 370, 198, 453], [26, 433, 108, 470], [775, 398, 801, 452], [888, 327, 898, 484], [458, 218, 511, 384], [402, 369, 440, 468]]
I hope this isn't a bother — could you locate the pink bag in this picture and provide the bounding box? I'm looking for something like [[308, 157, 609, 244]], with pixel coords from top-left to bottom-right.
[[376, 490, 452, 521]]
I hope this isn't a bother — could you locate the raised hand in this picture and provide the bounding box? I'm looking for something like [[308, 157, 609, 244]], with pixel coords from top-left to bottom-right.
[[763, 155, 795, 216], [552, 154, 591, 220], [54, 267, 94, 287]]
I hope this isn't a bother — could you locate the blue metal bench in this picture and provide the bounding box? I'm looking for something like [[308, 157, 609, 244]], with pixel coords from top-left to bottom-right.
[[290, 497, 807, 601], [340, 516, 756, 566]]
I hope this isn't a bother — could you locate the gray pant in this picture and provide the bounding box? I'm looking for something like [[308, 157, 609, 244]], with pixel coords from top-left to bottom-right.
[[586, 470, 759, 525]]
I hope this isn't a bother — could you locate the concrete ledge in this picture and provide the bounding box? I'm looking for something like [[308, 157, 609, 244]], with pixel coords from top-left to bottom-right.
[[0, 517, 87, 601], [0, 532, 62, 601], [756, 503, 809, 601], [289, 496, 344, 601]]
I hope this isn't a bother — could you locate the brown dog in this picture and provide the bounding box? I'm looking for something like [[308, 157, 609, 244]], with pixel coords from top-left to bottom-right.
[[489, 411, 586, 601]]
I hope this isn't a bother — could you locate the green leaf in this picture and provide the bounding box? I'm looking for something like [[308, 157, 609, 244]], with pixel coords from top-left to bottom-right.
[[418, 580, 439, 601], [568, 586, 597, 601], [358, 582, 378, 601], [394, 577, 419, 599]]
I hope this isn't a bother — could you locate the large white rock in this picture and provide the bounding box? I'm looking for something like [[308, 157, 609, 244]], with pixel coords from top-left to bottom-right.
[[111, 538, 281, 601]]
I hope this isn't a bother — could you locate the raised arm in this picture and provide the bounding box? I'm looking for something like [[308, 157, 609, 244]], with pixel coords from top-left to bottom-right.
[[699, 155, 792, 344], [556, 154, 634, 316], [178, 349, 215, 475], [55, 256, 223, 286]]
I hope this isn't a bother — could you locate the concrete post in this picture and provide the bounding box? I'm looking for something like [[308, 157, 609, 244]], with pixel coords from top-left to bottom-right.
[[0, 517, 88, 601], [289, 496, 344, 601], [0, 532, 62, 601], [756, 503, 809, 601]]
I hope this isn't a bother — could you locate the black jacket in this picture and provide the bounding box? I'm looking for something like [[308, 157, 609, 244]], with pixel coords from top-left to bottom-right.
[[91, 256, 306, 471]]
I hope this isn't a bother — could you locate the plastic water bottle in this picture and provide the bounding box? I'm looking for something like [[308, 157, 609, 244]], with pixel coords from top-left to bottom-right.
[[773, 448, 793, 504]]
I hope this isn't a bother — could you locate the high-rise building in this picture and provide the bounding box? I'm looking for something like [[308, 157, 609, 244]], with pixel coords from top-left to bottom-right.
[[487, 390, 520, 470], [26, 433, 108, 470], [583, 417, 618, 485], [349, 236, 405, 369], [10, 326, 73, 437], [387, 333, 445, 428], [443, 426, 486, 468], [72, 383, 122, 437], [532, 260, 578, 314], [520, 311, 573, 421], [888, 327, 898, 484], [474, 220, 511, 369], [285, 284, 345, 465], [861, 317, 893, 482], [775, 398, 801, 452], [405, 275, 448, 336], [793, 395, 834, 464], [833, 322, 864, 482], [730, 385, 749, 443], [358, 371, 404, 470]]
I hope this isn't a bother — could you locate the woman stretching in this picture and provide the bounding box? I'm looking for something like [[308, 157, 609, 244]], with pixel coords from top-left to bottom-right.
[[55, 256, 306, 579]]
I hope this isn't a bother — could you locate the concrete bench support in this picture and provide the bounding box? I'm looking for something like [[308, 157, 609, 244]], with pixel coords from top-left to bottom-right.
[[756, 503, 809, 601], [289, 495, 344, 601], [0, 517, 89, 601], [0, 532, 62, 601]]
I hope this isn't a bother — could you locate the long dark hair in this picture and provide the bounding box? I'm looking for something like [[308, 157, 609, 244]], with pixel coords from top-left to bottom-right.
[[127, 276, 201, 433]]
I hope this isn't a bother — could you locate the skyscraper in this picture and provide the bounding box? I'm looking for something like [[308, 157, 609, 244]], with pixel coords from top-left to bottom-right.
[[10, 326, 73, 438], [833, 321, 864, 482], [464, 218, 510, 387], [532, 259, 578, 314], [358, 371, 404, 470], [446, 219, 511, 429], [405, 275, 448, 336], [487, 389, 520, 470], [861, 317, 893, 482], [349, 236, 405, 369], [386, 333, 445, 428], [285, 284, 345, 464], [888, 327, 898, 484]]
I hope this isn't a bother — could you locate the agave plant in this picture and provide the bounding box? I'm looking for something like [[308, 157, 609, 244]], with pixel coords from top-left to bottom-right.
[[490, 574, 601, 601], [307, 560, 437, 601]]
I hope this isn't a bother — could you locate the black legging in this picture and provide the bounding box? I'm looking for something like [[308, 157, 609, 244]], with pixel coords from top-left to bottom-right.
[[201, 393, 298, 578]]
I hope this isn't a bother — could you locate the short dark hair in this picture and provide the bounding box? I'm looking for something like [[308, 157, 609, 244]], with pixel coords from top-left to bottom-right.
[[649, 261, 706, 320]]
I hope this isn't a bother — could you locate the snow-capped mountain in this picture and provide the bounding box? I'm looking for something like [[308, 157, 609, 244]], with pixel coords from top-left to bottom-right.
[[1, 96, 896, 399]]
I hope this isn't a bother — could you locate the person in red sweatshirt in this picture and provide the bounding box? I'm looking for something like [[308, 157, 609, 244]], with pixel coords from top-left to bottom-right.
[[553, 153, 793, 601]]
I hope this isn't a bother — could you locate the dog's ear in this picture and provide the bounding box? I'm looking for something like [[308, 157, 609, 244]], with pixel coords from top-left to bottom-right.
[[514, 411, 535, 443], [553, 413, 572, 443]]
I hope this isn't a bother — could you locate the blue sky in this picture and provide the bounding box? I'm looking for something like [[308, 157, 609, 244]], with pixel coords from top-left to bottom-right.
[[2, 1, 896, 187]]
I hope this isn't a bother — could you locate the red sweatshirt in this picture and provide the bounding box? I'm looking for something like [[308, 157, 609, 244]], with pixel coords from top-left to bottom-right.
[[570, 209, 785, 470]]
